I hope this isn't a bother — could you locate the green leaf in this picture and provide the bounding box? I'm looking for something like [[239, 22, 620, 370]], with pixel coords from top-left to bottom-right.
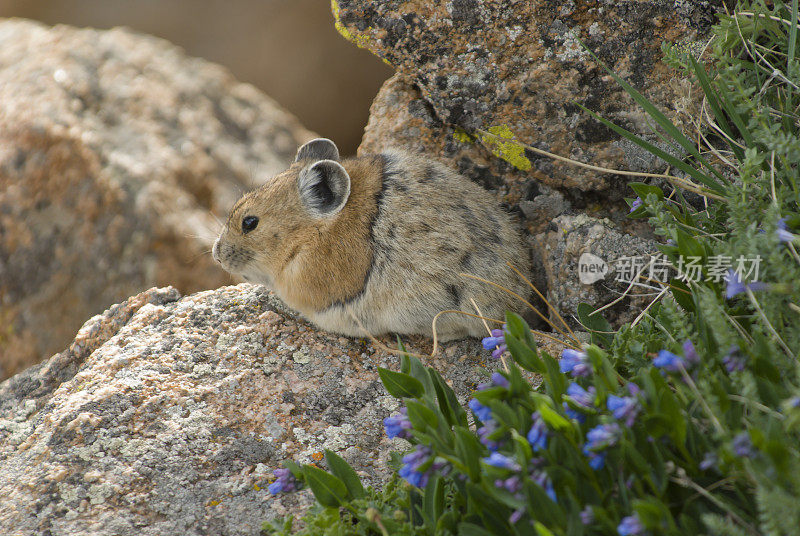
[[629, 182, 665, 201], [537, 402, 572, 431], [577, 303, 613, 347], [424, 474, 445, 530], [429, 368, 468, 427], [455, 427, 482, 480], [378, 367, 425, 398], [669, 278, 695, 312], [534, 522, 556, 536], [504, 330, 544, 373], [456, 523, 495, 536], [323, 449, 364, 499], [301, 465, 348, 508], [406, 399, 440, 431]]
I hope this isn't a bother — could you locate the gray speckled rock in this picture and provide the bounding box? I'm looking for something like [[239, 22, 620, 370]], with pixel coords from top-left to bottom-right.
[[538, 214, 657, 327], [0, 19, 316, 380], [0, 284, 564, 535]]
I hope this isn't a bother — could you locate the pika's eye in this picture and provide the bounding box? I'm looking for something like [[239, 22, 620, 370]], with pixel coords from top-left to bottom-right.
[[241, 215, 259, 234]]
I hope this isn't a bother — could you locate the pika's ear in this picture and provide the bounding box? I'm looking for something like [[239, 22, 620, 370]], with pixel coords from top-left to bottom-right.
[[295, 138, 339, 163], [298, 160, 350, 216]]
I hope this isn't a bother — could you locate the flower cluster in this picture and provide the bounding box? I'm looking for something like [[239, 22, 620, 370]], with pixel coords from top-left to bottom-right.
[[482, 328, 508, 359], [399, 445, 435, 487], [268, 467, 300, 494], [383, 407, 412, 439], [559, 348, 591, 377]]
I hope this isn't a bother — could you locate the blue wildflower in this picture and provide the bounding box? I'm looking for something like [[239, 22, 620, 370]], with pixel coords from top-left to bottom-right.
[[618, 514, 645, 536], [732, 433, 755, 458], [585, 422, 621, 451], [607, 394, 640, 427], [531, 469, 557, 503], [478, 372, 509, 391], [699, 452, 718, 471], [477, 420, 502, 452], [790, 397, 800, 408], [629, 197, 643, 213], [580, 506, 595, 525], [722, 345, 747, 373], [268, 468, 300, 494], [563, 402, 586, 423], [483, 452, 521, 471], [560, 348, 591, 377], [399, 445, 433, 487], [494, 475, 522, 494], [468, 398, 493, 422], [509, 508, 525, 524], [653, 350, 685, 372], [682, 340, 700, 367], [383, 407, 412, 439], [482, 328, 507, 359], [583, 446, 607, 470], [777, 218, 795, 243], [726, 269, 768, 299], [567, 382, 596, 408], [527, 412, 548, 452]]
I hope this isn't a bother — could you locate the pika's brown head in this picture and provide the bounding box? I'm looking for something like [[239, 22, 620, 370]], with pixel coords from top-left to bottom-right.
[[212, 138, 351, 288]]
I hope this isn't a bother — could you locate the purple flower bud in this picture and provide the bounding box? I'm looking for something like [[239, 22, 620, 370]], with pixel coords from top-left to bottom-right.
[[653, 350, 685, 372], [483, 452, 521, 471], [583, 447, 607, 470], [567, 382, 596, 408], [732, 432, 755, 458], [563, 402, 586, 423], [777, 218, 795, 243], [726, 269, 768, 299], [268, 467, 300, 494], [580, 506, 595, 525], [399, 445, 434, 487], [494, 475, 522, 494], [618, 514, 645, 535], [527, 412, 548, 452], [722, 345, 747, 373], [468, 399, 493, 422], [560, 348, 591, 377], [477, 420, 503, 452], [482, 329, 508, 359], [699, 452, 718, 471], [509, 508, 525, 524], [629, 197, 643, 213], [383, 407, 412, 439], [585, 422, 621, 451], [682, 340, 700, 367], [607, 394, 640, 427], [531, 469, 557, 503]]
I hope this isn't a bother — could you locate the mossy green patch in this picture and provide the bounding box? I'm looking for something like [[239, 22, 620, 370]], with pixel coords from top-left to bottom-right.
[[478, 124, 532, 171]]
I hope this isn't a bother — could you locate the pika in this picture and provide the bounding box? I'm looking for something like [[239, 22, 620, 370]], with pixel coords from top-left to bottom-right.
[[212, 138, 531, 341]]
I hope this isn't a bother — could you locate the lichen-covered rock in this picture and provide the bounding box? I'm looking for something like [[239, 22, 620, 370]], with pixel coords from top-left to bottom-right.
[[0, 19, 316, 379], [341, 0, 719, 198], [0, 284, 565, 535], [539, 215, 657, 327]]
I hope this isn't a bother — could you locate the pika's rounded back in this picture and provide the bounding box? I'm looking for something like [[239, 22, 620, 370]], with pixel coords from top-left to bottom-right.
[[213, 138, 531, 341]]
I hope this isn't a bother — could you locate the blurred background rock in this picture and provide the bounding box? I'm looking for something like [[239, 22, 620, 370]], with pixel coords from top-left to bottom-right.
[[0, 0, 392, 155]]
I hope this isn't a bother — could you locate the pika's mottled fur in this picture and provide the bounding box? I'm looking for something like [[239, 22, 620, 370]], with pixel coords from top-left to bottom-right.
[[213, 138, 531, 341]]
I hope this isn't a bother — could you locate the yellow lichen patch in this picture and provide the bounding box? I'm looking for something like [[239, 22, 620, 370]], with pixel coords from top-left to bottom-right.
[[331, 0, 373, 50], [208, 499, 221, 507], [478, 124, 532, 171], [452, 127, 474, 144]]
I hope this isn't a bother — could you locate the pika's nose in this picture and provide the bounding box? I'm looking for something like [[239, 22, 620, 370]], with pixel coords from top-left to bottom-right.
[[212, 238, 221, 262]]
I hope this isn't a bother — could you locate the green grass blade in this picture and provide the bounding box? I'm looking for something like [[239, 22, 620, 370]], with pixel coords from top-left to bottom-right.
[[789, 0, 799, 63], [577, 103, 726, 195], [579, 41, 728, 187], [689, 56, 746, 161]]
